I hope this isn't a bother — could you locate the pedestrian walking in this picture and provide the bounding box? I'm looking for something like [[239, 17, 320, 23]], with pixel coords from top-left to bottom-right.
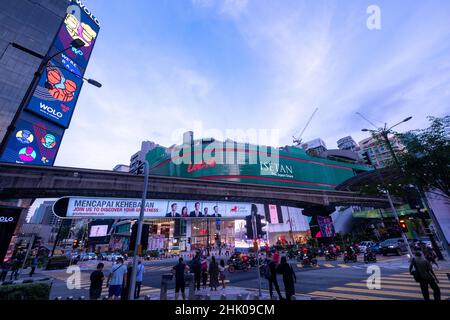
[[135, 260, 145, 299], [201, 257, 208, 289], [106, 257, 128, 300], [89, 263, 105, 300], [276, 256, 297, 300], [209, 256, 219, 291], [0, 260, 11, 282], [189, 253, 201, 291], [173, 257, 188, 300], [266, 254, 283, 300], [10, 259, 20, 281], [29, 256, 38, 277], [219, 259, 226, 289], [423, 246, 439, 269], [410, 250, 441, 300]]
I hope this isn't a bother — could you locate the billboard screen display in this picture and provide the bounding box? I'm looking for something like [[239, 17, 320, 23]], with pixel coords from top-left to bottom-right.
[[25, 0, 100, 128], [89, 225, 108, 237], [0, 112, 64, 166], [59, 197, 253, 219]]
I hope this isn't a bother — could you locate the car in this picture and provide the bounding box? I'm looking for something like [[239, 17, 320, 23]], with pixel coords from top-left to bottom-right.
[[109, 253, 124, 262], [358, 241, 375, 253], [368, 242, 381, 254], [379, 238, 409, 256], [87, 253, 97, 260]]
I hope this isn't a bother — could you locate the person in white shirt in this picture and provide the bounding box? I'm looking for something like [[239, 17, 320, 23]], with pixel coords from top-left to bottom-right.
[[106, 257, 128, 300], [135, 260, 145, 299]]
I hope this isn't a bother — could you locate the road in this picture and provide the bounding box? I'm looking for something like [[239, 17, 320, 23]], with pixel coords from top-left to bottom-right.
[[37, 254, 450, 300]]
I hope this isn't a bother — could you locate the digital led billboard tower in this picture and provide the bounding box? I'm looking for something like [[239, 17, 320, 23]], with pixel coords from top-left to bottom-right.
[[0, 0, 100, 166]]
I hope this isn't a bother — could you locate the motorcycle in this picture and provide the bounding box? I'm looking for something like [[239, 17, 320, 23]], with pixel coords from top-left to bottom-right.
[[227, 258, 249, 273], [343, 251, 357, 263], [301, 254, 318, 267], [325, 250, 337, 261], [364, 251, 377, 263]]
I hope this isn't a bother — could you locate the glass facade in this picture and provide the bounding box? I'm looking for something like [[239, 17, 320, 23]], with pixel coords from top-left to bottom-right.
[[0, 0, 70, 143]]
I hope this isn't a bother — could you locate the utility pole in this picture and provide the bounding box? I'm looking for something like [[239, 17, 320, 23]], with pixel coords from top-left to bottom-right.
[[129, 161, 149, 300], [251, 210, 262, 297]]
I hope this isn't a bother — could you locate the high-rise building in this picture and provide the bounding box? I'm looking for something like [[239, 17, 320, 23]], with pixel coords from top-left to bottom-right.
[[301, 138, 327, 154], [0, 0, 70, 144], [358, 134, 405, 168], [337, 136, 358, 152], [30, 200, 55, 224], [129, 141, 161, 174]]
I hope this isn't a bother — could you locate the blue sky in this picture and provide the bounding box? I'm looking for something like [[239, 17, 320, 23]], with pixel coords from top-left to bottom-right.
[[55, 0, 450, 169]]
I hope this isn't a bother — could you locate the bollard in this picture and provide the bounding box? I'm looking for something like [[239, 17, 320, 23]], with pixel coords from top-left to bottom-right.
[[55, 297, 62, 300], [79, 296, 85, 300], [184, 274, 195, 300], [220, 294, 227, 300], [237, 294, 243, 300], [103, 296, 108, 300], [252, 294, 260, 300], [145, 295, 151, 300], [66, 296, 73, 300], [291, 295, 296, 300], [204, 294, 211, 300], [160, 273, 173, 300]]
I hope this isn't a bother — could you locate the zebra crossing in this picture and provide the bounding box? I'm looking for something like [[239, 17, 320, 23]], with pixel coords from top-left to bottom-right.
[[296, 261, 411, 270], [307, 269, 450, 300]]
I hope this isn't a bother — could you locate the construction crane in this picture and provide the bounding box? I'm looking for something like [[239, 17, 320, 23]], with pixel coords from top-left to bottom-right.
[[356, 112, 379, 129], [293, 107, 319, 146]]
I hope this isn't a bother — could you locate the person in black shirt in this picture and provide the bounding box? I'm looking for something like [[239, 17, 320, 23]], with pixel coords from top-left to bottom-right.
[[173, 258, 187, 300], [89, 263, 105, 300], [276, 256, 297, 300]]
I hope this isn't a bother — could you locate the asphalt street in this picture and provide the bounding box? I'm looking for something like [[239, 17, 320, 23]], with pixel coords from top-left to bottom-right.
[[35, 254, 450, 300]]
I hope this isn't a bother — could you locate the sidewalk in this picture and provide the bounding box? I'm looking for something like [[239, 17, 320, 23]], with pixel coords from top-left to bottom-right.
[[139, 286, 326, 301]]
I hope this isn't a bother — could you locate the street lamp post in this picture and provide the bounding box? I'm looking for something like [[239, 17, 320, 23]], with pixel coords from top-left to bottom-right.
[[128, 160, 149, 300], [362, 116, 444, 259], [0, 39, 101, 156]]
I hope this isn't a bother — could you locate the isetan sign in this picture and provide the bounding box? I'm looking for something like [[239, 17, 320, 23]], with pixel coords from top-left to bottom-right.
[[55, 197, 253, 220]]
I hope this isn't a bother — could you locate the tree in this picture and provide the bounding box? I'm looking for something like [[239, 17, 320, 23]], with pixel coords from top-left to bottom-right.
[[396, 116, 450, 200]]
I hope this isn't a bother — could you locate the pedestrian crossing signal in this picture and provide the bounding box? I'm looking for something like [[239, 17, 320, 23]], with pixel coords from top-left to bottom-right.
[[255, 215, 266, 238], [244, 215, 254, 240]]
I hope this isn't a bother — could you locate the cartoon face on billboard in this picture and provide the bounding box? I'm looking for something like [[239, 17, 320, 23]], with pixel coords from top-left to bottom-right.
[[64, 13, 97, 47], [52, 2, 100, 73], [26, 59, 83, 128], [45, 66, 78, 102]]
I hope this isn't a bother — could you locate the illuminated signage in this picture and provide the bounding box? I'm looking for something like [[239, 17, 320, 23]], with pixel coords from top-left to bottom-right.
[[1, 1, 100, 167], [0, 112, 64, 166], [55, 197, 253, 219], [26, 0, 100, 128]]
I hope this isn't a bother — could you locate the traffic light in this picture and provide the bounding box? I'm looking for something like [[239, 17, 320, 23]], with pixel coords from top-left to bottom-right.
[[362, 152, 372, 166], [72, 239, 79, 249], [399, 219, 408, 232], [244, 215, 254, 240], [255, 215, 266, 238]]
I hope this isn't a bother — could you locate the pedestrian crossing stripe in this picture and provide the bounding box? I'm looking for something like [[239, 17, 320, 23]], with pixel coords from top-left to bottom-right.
[[323, 264, 334, 268], [380, 280, 450, 288], [327, 286, 449, 299], [343, 282, 450, 294], [306, 269, 450, 300], [337, 264, 350, 268], [308, 291, 395, 300]]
